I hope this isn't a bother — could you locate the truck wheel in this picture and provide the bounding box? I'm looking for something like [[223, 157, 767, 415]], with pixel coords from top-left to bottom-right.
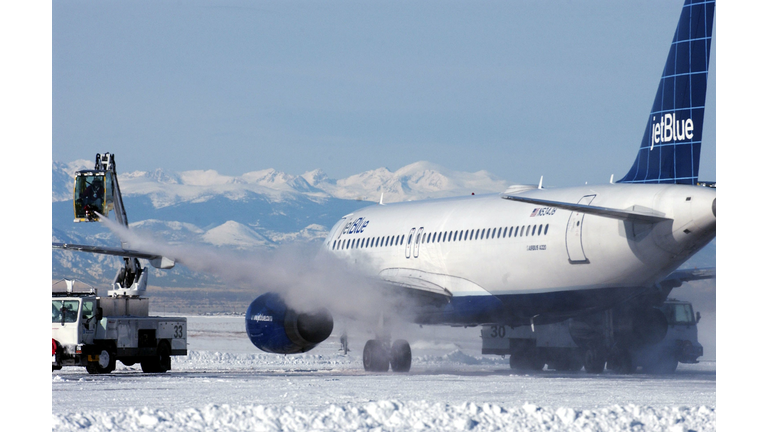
[[158, 342, 172, 372], [87, 348, 116, 374], [584, 348, 605, 374], [510, 348, 544, 371], [608, 348, 636, 374], [141, 341, 171, 373]]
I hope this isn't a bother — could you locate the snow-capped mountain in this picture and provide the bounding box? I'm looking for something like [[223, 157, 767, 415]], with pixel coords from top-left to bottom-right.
[[52, 160, 511, 287], [53, 161, 510, 206]]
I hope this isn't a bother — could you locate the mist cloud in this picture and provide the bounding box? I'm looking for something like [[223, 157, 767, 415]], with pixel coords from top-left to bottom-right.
[[99, 217, 412, 323]]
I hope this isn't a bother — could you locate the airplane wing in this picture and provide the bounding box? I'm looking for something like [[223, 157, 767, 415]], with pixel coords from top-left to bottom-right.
[[52, 242, 176, 269], [659, 267, 716, 289], [500, 194, 671, 224]]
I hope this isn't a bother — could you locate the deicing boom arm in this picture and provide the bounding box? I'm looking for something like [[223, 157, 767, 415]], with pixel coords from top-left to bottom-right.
[[53, 242, 176, 269]]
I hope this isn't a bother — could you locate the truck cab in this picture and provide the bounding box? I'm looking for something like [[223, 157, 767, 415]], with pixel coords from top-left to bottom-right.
[[648, 299, 704, 365], [52, 292, 101, 371]]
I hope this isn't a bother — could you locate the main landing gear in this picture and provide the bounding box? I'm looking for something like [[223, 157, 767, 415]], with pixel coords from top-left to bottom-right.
[[363, 339, 412, 372]]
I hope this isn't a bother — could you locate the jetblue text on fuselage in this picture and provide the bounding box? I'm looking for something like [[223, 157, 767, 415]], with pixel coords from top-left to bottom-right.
[[650, 113, 694, 151], [342, 217, 369, 235]]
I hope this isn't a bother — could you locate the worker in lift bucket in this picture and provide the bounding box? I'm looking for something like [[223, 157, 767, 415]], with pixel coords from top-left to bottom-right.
[[79, 178, 104, 220]]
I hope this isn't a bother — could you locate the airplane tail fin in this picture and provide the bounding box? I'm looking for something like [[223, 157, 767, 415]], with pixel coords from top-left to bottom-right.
[[618, 0, 715, 185]]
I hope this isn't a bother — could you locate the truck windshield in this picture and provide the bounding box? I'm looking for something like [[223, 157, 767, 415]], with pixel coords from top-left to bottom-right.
[[661, 303, 696, 325], [52, 300, 80, 323]]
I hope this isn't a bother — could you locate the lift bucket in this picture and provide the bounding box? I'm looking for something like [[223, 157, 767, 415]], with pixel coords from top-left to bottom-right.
[[73, 170, 114, 222]]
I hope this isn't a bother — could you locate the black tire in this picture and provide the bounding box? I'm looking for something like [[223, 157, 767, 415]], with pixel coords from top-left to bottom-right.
[[363, 340, 390, 372], [608, 348, 636, 374], [510, 347, 543, 371], [86, 348, 116, 374], [390, 340, 411, 373], [584, 348, 606, 374], [564, 352, 584, 372], [141, 341, 171, 373]]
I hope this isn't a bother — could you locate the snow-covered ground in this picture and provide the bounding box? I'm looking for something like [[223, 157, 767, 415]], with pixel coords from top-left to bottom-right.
[[52, 316, 716, 431]]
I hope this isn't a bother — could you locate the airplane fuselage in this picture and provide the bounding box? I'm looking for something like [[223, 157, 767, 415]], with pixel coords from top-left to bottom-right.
[[323, 183, 716, 326]]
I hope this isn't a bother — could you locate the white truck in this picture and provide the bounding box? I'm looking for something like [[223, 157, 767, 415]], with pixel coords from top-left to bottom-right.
[[52, 153, 186, 374], [481, 299, 703, 374], [52, 284, 187, 374]]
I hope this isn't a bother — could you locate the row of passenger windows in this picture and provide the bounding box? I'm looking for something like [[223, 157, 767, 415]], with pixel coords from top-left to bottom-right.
[[332, 234, 405, 251], [331, 224, 549, 251]]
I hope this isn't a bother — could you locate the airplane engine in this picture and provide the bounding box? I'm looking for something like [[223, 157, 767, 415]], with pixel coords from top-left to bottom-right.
[[245, 293, 334, 354]]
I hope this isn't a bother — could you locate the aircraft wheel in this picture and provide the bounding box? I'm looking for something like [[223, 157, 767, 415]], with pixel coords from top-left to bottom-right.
[[363, 340, 390, 372], [390, 339, 411, 373]]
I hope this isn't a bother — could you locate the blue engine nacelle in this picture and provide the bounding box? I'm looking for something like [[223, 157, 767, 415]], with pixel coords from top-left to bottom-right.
[[245, 293, 334, 354]]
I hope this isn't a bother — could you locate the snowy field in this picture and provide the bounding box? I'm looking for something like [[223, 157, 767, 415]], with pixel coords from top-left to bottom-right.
[[52, 315, 716, 431]]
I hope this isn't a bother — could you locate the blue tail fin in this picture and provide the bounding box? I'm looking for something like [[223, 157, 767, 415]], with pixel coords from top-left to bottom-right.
[[618, 0, 715, 185]]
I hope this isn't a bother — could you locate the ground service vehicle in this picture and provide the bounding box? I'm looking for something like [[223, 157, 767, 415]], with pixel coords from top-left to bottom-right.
[[481, 299, 703, 374], [52, 282, 187, 374], [53, 153, 185, 373]]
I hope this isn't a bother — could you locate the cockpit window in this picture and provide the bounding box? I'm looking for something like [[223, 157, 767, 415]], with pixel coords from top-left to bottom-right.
[[52, 300, 80, 323]]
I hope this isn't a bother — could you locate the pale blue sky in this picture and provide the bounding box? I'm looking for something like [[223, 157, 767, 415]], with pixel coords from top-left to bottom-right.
[[52, 0, 715, 186]]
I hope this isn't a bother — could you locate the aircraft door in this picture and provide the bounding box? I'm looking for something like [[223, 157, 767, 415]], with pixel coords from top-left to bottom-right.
[[565, 194, 596, 264], [405, 228, 416, 258], [413, 227, 424, 258]]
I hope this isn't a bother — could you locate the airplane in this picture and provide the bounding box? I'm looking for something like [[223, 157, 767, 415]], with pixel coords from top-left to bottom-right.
[[55, 0, 715, 374]]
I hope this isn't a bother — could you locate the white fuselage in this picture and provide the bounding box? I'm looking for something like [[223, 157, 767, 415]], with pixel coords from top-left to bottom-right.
[[322, 183, 715, 323]]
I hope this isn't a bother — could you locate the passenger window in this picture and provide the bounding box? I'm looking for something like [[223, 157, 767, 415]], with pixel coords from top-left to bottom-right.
[[503, 227, 508, 238], [544, 224, 549, 235], [538, 225, 543, 235]]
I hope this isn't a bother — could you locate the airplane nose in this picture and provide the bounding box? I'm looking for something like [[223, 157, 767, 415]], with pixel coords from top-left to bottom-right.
[[712, 198, 716, 218]]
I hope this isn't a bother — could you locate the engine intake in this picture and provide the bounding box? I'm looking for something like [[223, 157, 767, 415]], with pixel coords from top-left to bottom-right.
[[245, 293, 334, 354]]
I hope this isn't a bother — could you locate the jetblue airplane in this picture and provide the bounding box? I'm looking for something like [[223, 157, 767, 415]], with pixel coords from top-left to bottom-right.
[[56, 0, 715, 373]]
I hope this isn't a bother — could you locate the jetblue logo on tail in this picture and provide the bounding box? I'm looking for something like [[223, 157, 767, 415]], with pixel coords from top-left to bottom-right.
[[618, 0, 714, 185], [650, 114, 694, 150]]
